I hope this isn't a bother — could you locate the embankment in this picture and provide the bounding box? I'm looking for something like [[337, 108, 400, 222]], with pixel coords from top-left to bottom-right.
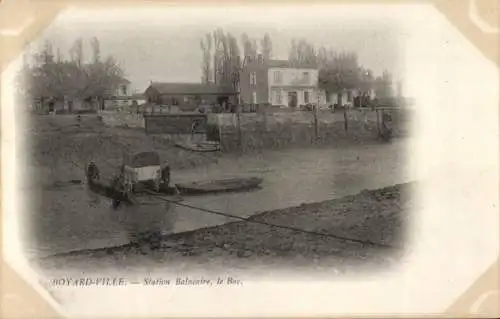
[[98, 110, 145, 128], [98, 107, 412, 154], [208, 108, 412, 152]]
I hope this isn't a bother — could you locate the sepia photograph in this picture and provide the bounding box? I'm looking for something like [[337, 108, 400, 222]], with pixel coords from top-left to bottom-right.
[[1, 1, 498, 318], [21, 5, 412, 273]]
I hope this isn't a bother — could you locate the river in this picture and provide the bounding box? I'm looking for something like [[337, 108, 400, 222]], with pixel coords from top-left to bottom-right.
[[23, 138, 413, 258]]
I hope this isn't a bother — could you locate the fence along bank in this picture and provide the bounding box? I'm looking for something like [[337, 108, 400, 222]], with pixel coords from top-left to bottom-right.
[[207, 107, 411, 152], [141, 107, 411, 152]]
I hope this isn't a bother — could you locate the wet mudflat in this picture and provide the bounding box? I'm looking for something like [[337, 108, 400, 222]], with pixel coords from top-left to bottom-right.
[[23, 115, 413, 262], [37, 182, 414, 275], [25, 137, 411, 258]]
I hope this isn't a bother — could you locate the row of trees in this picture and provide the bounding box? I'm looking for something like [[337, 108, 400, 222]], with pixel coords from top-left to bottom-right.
[[17, 37, 125, 109], [288, 38, 393, 97], [199, 29, 273, 105], [199, 30, 394, 100]]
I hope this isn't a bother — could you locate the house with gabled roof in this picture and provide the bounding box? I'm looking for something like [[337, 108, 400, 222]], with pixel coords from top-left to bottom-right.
[[143, 82, 237, 112], [238, 56, 319, 108]]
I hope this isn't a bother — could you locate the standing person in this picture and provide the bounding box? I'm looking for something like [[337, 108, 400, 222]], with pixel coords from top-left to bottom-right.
[[380, 111, 393, 141], [86, 161, 100, 184], [161, 164, 171, 187], [191, 119, 202, 143], [86, 161, 101, 207], [111, 168, 135, 209], [132, 100, 140, 118]]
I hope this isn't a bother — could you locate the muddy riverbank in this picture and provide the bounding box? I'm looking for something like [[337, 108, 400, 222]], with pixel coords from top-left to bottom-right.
[[36, 182, 414, 275], [29, 114, 222, 183], [28, 113, 400, 185], [23, 113, 412, 261]]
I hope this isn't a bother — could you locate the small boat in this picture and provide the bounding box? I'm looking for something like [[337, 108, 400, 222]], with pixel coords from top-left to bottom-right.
[[175, 141, 221, 152], [85, 155, 181, 209], [87, 178, 183, 208], [174, 177, 263, 195]]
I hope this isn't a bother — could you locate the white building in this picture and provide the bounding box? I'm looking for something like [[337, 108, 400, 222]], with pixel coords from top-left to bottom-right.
[[238, 58, 320, 108], [267, 60, 319, 107]]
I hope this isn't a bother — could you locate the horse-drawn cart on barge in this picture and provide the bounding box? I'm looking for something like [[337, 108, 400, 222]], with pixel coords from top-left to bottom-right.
[[85, 150, 264, 208]]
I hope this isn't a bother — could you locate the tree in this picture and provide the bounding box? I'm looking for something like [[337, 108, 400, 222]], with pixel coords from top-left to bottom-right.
[[358, 67, 375, 92], [288, 38, 390, 103], [18, 37, 125, 112], [212, 28, 225, 85], [325, 51, 360, 90], [261, 33, 273, 60], [288, 38, 318, 68], [373, 70, 393, 98], [200, 33, 213, 84], [241, 33, 257, 58], [90, 37, 101, 64], [209, 28, 242, 87], [200, 28, 248, 106], [288, 40, 366, 93], [69, 37, 84, 68], [86, 56, 125, 98], [28, 40, 69, 100], [226, 33, 243, 103]]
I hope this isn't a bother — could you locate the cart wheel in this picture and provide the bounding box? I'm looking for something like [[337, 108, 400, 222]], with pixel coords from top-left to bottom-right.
[[161, 166, 171, 186]]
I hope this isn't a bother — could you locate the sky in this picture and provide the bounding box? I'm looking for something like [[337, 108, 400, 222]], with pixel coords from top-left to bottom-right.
[[32, 4, 409, 93]]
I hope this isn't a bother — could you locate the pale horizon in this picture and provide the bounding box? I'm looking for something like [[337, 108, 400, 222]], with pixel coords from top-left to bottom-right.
[[29, 5, 406, 93]]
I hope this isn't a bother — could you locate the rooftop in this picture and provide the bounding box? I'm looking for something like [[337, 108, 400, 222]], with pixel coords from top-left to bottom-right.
[[145, 82, 235, 95], [117, 77, 132, 85], [267, 59, 317, 69]]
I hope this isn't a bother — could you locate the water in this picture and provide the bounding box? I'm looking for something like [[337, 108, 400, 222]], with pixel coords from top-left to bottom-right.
[[24, 138, 412, 258]]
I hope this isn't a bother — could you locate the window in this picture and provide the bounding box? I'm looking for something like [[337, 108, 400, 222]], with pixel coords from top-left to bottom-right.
[[273, 71, 282, 83], [120, 85, 127, 96], [250, 72, 257, 86], [274, 90, 282, 104], [304, 91, 309, 104], [302, 72, 310, 83]]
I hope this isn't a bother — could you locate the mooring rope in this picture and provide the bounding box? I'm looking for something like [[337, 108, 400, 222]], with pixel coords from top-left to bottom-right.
[[141, 189, 401, 250], [63, 117, 402, 251]]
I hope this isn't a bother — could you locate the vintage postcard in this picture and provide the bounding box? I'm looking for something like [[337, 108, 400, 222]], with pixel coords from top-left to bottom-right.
[[1, 0, 498, 318]]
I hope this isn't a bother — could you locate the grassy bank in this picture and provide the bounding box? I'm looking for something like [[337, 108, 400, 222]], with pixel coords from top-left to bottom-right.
[[37, 182, 414, 274]]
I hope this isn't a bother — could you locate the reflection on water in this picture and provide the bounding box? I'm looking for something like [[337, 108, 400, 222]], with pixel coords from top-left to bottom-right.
[[111, 200, 177, 244], [26, 139, 411, 257]]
